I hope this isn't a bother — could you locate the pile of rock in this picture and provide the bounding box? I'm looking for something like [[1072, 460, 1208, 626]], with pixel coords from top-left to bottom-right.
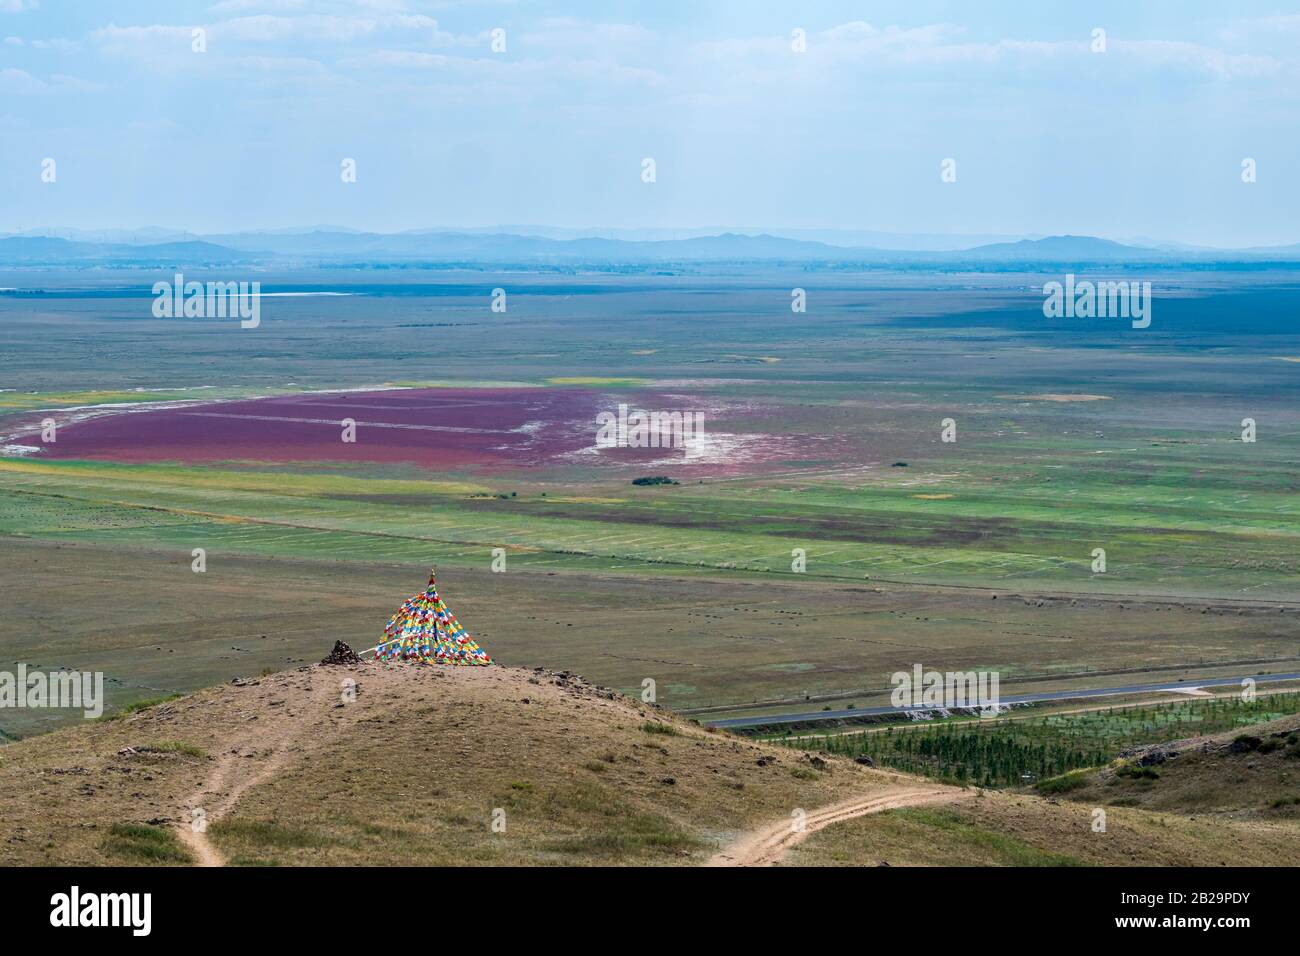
[[321, 641, 363, 665], [534, 666, 620, 702]]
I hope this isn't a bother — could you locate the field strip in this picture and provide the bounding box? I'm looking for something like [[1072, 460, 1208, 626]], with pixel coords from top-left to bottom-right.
[[583, 532, 640, 546], [2, 484, 1296, 605], [664, 541, 714, 553], [177, 411, 512, 434], [295, 398, 517, 411]]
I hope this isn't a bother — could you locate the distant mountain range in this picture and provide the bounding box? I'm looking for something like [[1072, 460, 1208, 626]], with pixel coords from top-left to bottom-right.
[[2, 229, 1300, 268], [0, 236, 255, 267]]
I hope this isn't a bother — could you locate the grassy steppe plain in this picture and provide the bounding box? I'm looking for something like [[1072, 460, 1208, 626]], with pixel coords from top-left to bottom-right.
[[1, 272, 1297, 737]]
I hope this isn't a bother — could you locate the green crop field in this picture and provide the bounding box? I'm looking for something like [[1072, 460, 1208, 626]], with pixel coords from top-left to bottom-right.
[[778, 693, 1300, 787]]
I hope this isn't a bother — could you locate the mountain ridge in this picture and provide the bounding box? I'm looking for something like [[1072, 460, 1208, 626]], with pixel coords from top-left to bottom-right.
[[4, 230, 1300, 267]]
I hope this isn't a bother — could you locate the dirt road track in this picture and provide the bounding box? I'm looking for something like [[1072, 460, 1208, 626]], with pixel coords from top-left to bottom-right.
[[174, 672, 344, 866], [708, 786, 975, 866]]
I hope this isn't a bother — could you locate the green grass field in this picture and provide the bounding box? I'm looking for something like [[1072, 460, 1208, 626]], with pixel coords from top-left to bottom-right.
[[780, 694, 1300, 787], [1, 427, 1296, 596]]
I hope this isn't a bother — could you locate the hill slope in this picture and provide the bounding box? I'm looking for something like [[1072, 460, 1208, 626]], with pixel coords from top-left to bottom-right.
[[0, 662, 917, 865], [3, 662, 1298, 866], [1045, 712, 1300, 819], [784, 712, 1300, 867]]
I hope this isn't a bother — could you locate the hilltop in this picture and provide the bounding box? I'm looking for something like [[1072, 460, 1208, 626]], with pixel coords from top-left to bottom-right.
[[4, 660, 1299, 866]]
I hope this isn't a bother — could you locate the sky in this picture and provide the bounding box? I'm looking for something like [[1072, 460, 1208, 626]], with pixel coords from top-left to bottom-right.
[[2, 0, 1299, 245]]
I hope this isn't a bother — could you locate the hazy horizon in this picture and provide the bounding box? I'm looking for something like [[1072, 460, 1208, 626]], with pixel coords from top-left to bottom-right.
[[3, 1, 1300, 245], [4, 224, 1298, 254]]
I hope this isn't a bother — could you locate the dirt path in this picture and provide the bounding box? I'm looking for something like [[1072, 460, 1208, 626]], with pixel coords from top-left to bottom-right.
[[175, 672, 343, 866], [708, 785, 974, 867]]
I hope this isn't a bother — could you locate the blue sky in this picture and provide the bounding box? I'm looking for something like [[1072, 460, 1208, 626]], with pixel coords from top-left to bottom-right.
[[2, 0, 1299, 245]]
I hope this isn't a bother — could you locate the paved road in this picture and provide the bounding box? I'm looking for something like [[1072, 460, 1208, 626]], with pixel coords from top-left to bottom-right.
[[706, 671, 1300, 729]]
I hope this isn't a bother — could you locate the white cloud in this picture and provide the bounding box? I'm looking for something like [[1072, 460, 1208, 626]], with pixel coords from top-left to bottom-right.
[[0, 65, 95, 93], [519, 17, 653, 51], [0, 66, 43, 91], [0, 0, 39, 13], [1217, 14, 1300, 43], [30, 36, 77, 51], [209, 0, 307, 13], [352, 49, 452, 68], [93, 23, 193, 46], [1112, 39, 1279, 78], [217, 14, 379, 42], [693, 20, 1281, 81], [238, 54, 328, 74], [8, 34, 79, 52], [342, 47, 663, 89], [218, 13, 445, 43], [94, 12, 452, 53]]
